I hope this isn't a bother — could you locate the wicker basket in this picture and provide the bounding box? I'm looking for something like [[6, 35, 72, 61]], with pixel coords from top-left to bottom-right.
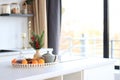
[[12, 62, 58, 68]]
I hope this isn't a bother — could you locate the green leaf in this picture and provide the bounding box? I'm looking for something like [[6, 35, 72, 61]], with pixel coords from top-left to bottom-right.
[[40, 31, 44, 48], [40, 43, 44, 48], [29, 42, 35, 49], [40, 31, 44, 41]]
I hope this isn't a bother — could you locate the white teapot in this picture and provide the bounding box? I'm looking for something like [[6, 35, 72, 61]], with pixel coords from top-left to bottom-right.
[[42, 49, 56, 63]]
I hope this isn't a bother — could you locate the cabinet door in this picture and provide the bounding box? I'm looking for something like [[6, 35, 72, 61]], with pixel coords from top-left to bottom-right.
[[84, 64, 114, 80], [45, 76, 63, 80], [63, 71, 83, 80]]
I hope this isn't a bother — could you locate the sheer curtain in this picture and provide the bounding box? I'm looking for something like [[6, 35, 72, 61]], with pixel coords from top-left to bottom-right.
[[31, 0, 61, 54], [46, 0, 62, 54], [32, 0, 48, 48]]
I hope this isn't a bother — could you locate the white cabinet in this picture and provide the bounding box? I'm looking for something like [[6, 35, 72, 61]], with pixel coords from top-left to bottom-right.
[[84, 64, 114, 80], [45, 64, 114, 80]]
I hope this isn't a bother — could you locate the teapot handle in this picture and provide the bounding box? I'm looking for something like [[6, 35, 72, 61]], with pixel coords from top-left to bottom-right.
[[54, 55, 57, 62]]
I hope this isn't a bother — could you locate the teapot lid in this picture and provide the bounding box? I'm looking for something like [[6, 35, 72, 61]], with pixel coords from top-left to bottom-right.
[[43, 50, 53, 57], [45, 48, 53, 54], [46, 50, 53, 55]]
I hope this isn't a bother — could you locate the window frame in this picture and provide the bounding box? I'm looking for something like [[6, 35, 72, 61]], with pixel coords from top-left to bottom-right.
[[104, 0, 120, 70]]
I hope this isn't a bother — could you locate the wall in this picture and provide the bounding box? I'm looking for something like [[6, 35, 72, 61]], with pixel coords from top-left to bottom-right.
[[0, 0, 28, 49]]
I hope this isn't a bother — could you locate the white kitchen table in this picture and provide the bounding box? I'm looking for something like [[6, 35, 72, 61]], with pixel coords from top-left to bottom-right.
[[0, 58, 115, 80]]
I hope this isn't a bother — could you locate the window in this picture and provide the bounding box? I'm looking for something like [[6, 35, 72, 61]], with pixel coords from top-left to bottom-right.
[[109, 0, 120, 68], [60, 0, 103, 58]]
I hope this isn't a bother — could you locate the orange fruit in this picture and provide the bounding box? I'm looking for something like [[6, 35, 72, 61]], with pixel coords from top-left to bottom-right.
[[32, 59, 38, 64], [22, 59, 28, 64], [11, 58, 16, 64], [38, 59, 45, 64]]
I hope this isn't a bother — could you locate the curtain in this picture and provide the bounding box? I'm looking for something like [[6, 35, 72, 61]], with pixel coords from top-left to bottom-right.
[[46, 0, 62, 54], [31, 0, 48, 48]]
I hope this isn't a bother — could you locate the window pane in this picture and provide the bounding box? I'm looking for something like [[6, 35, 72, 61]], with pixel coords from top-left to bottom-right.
[[109, 0, 120, 65], [60, 0, 103, 58]]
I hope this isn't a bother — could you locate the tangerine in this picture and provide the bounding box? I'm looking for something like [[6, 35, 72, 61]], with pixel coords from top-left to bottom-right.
[[11, 58, 16, 64], [22, 59, 28, 64], [32, 59, 38, 64], [38, 59, 45, 64]]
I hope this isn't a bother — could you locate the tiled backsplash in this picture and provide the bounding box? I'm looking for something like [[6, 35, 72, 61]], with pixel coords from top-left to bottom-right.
[[0, 0, 28, 49]]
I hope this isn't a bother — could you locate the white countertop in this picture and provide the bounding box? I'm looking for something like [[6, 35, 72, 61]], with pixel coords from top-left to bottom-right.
[[0, 58, 115, 80]]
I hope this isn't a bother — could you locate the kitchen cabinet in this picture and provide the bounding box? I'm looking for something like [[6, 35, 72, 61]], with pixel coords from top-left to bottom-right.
[[45, 64, 114, 80], [44, 59, 115, 80], [84, 64, 114, 80], [0, 13, 33, 49]]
